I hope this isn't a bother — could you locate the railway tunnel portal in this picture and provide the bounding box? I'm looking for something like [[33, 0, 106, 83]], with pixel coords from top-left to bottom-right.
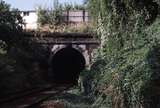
[[51, 46, 86, 84], [25, 32, 100, 84]]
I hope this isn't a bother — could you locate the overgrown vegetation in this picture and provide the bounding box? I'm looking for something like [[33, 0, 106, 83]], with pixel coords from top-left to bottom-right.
[[37, 0, 91, 33], [1, 0, 160, 107], [0, 0, 48, 95], [87, 0, 160, 108], [0, 0, 23, 50], [0, 0, 24, 94], [37, 0, 63, 27]]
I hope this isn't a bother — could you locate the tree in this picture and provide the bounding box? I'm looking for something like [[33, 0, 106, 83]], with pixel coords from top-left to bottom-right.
[[0, 0, 23, 50], [37, 6, 49, 26], [37, 0, 63, 27]]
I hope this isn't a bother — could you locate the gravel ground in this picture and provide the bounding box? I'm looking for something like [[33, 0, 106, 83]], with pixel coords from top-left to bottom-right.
[[39, 88, 94, 108]]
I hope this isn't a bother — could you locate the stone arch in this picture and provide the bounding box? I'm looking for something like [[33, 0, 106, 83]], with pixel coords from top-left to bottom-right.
[[51, 46, 86, 84], [50, 44, 90, 67], [72, 45, 90, 66], [51, 44, 66, 54]]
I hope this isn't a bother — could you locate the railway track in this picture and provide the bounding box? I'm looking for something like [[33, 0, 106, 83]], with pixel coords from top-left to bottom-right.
[[0, 84, 73, 108], [0, 85, 53, 103]]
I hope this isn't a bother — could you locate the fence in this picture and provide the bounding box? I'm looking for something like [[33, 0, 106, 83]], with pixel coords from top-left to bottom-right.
[[60, 10, 91, 24]]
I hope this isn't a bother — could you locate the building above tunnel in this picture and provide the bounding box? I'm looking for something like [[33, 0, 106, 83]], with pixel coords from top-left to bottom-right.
[[20, 10, 90, 30]]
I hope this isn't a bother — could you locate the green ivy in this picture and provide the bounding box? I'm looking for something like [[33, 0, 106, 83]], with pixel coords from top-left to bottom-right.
[[88, 0, 160, 107]]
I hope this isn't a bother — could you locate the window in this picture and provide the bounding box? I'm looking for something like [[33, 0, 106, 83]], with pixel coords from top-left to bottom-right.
[[23, 12, 29, 16]]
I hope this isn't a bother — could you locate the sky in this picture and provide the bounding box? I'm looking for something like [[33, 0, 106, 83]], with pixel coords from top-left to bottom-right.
[[4, 0, 84, 10]]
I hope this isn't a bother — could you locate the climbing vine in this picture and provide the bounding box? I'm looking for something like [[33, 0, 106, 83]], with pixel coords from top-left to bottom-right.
[[87, 0, 160, 108]]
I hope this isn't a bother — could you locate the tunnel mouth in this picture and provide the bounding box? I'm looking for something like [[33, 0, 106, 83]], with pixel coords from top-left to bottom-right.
[[51, 46, 86, 85]]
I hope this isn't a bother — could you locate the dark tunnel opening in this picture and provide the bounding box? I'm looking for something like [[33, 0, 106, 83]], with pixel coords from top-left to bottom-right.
[[51, 46, 86, 85]]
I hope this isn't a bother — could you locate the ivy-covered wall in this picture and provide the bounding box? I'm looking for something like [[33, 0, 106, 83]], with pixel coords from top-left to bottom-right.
[[87, 0, 160, 108]]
